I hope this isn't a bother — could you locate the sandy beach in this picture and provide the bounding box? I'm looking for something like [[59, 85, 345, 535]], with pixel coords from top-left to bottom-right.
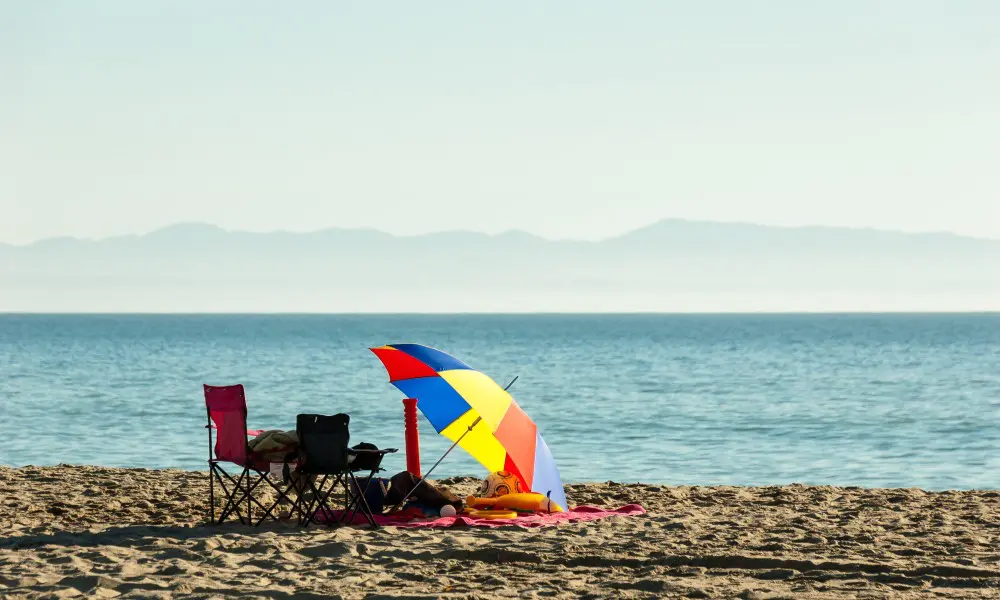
[[2, 466, 999, 599]]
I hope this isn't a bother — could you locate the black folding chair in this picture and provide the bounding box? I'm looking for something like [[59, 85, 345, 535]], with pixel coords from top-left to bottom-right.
[[293, 413, 396, 528]]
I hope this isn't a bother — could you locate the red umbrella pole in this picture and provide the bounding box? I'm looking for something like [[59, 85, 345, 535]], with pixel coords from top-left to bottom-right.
[[403, 398, 421, 477]]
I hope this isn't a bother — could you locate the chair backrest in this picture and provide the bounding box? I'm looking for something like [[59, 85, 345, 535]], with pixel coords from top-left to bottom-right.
[[296, 413, 351, 473], [205, 384, 249, 465]]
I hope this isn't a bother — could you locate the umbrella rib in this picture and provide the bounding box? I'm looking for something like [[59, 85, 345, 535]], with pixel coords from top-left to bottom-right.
[[387, 415, 483, 514]]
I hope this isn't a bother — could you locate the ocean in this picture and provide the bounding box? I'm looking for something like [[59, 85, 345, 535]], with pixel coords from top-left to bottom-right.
[[1, 314, 998, 490]]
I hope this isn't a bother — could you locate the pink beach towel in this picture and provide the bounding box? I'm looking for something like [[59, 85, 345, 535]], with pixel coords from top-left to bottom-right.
[[316, 504, 646, 529]]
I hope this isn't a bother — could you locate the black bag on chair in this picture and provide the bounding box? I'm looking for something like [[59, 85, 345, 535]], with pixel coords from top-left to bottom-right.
[[350, 442, 383, 472]]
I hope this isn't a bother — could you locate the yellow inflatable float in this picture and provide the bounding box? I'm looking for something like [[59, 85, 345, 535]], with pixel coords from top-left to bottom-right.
[[466, 492, 565, 514], [464, 509, 518, 519]]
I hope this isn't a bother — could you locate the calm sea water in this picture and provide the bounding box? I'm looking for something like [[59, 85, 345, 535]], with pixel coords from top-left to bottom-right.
[[1, 314, 998, 490]]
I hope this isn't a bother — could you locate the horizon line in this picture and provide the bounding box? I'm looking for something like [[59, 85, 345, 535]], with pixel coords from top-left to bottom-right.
[[5, 217, 1000, 247], [3, 310, 999, 316]]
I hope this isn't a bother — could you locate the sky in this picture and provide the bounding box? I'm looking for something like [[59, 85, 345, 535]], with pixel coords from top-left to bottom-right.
[[2, 1, 999, 245]]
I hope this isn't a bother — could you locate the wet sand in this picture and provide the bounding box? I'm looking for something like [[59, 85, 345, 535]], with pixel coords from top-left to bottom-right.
[[2, 465, 999, 598]]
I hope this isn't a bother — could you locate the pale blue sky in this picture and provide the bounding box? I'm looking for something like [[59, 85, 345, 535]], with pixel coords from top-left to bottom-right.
[[3, 1, 999, 245]]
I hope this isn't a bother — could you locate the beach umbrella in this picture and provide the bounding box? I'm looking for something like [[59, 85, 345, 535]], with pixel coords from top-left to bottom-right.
[[370, 343, 567, 511]]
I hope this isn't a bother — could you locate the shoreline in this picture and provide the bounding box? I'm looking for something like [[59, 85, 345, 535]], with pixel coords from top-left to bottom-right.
[[2, 465, 1000, 598], [3, 462, 995, 494]]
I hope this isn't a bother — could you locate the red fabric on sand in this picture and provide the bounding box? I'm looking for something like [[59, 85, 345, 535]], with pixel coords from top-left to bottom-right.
[[315, 504, 646, 528]]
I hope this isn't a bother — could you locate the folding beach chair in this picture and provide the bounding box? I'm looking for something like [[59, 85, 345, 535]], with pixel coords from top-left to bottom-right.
[[293, 413, 396, 528], [204, 384, 297, 526]]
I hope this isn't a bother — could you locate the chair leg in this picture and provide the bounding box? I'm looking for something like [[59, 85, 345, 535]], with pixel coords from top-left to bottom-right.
[[214, 467, 235, 524], [360, 472, 380, 528], [336, 472, 377, 528], [213, 467, 241, 525], [339, 474, 363, 526], [210, 464, 293, 527], [297, 474, 326, 526], [298, 475, 320, 526], [304, 474, 342, 527], [347, 472, 379, 528], [254, 474, 296, 526], [287, 477, 309, 526], [315, 475, 342, 527], [217, 468, 250, 525], [234, 471, 278, 526], [285, 474, 311, 523], [301, 475, 323, 527], [209, 463, 216, 525], [220, 467, 268, 526]]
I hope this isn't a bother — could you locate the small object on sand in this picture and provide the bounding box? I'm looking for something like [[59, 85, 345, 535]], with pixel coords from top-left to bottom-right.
[[439, 504, 457, 518]]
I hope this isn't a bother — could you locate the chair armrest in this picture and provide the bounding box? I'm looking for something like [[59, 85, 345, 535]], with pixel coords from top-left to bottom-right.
[[348, 448, 398, 455]]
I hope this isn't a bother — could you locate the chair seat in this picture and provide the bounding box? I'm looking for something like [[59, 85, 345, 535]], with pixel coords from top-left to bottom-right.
[[297, 447, 397, 475], [210, 454, 288, 473]]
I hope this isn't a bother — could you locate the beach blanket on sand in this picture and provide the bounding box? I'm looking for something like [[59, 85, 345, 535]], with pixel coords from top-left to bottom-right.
[[316, 504, 645, 528]]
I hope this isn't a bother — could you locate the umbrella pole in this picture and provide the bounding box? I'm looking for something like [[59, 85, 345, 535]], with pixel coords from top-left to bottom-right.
[[387, 375, 519, 514]]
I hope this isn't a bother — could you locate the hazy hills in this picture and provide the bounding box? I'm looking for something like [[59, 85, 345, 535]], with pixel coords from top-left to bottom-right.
[[2, 220, 998, 312]]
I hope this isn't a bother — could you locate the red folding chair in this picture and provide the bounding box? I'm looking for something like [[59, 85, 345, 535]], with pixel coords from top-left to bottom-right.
[[205, 384, 297, 526]]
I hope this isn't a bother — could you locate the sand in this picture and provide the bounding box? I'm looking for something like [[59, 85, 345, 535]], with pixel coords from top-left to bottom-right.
[[2, 466, 1000, 599]]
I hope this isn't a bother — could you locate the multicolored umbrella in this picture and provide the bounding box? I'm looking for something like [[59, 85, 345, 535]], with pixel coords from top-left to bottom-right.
[[370, 343, 567, 511]]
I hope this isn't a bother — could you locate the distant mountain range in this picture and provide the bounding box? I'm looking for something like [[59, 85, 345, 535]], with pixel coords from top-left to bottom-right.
[[2, 220, 998, 312]]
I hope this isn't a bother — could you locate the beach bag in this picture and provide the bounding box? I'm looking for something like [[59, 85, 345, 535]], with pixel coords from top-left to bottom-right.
[[350, 477, 389, 514], [383, 471, 463, 511]]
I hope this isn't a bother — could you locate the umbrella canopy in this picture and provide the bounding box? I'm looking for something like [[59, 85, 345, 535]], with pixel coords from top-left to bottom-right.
[[370, 343, 567, 511]]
